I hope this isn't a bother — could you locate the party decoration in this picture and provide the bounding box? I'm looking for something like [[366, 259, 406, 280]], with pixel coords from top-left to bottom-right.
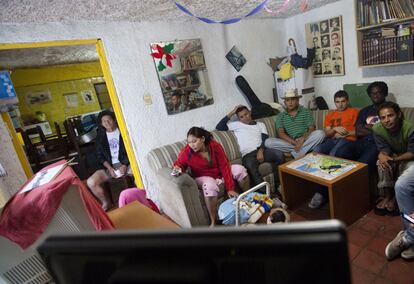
[[174, 0, 268, 24], [264, 0, 290, 15], [150, 43, 177, 71]]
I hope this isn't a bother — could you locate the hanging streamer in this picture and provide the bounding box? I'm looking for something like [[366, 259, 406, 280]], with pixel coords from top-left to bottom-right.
[[264, 0, 290, 15], [174, 0, 268, 24]]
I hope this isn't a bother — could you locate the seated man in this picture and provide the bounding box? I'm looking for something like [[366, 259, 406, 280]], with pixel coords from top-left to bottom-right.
[[372, 102, 414, 260], [336, 81, 388, 175], [314, 90, 359, 156], [265, 89, 325, 159], [216, 105, 284, 193], [373, 102, 414, 217]]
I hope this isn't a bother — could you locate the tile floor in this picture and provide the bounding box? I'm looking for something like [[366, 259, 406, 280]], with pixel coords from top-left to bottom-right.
[[289, 205, 414, 284]]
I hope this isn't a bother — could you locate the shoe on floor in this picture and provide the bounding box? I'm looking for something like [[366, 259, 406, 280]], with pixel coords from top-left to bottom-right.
[[401, 245, 414, 260], [308, 192, 325, 209], [385, 231, 409, 260]]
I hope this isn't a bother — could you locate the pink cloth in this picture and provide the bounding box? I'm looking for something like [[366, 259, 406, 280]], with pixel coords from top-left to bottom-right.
[[195, 164, 248, 197], [118, 188, 160, 213], [0, 160, 114, 249]]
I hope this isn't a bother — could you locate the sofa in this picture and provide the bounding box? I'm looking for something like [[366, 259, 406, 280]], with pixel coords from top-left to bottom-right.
[[146, 107, 414, 228], [146, 115, 279, 228]]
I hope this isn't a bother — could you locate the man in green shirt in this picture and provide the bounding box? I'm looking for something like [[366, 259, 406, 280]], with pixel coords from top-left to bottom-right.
[[265, 89, 325, 159], [372, 102, 414, 261]]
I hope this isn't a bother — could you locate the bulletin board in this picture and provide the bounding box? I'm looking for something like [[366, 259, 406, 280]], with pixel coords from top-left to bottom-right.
[[343, 83, 371, 108]]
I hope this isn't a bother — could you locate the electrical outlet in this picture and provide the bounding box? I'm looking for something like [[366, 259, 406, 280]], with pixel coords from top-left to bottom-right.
[[143, 93, 152, 105]]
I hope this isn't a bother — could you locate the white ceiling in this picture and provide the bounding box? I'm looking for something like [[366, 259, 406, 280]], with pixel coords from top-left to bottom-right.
[[0, 0, 339, 69], [0, 0, 338, 23]]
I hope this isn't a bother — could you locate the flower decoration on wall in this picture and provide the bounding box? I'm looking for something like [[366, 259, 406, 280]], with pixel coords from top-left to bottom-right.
[[150, 43, 177, 71]]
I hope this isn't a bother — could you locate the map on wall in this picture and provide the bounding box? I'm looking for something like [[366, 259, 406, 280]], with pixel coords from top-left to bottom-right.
[[150, 39, 214, 115], [305, 16, 345, 77]]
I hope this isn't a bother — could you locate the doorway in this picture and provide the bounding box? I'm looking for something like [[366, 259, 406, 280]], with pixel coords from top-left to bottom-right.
[[0, 39, 143, 188]]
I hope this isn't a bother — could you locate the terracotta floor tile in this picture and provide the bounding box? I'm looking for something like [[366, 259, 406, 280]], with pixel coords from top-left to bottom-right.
[[353, 248, 387, 274], [348, 242, 363, 261], [348, 228, 374, 247], [366, 235, 393, 256], [288, 212, 308, 222], [372, 276, 395, 284], [351, 264, 377, 284], [366, 210, 393, 225], [357, 217, 385, 235], [381, 224, 404, 240], [388, 216, 403, 227], [381, 259, 414, 284]]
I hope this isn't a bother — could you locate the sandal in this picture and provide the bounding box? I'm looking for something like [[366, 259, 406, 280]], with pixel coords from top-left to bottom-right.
[[385, 198, 400, 216], [374, 198, 388, 216]]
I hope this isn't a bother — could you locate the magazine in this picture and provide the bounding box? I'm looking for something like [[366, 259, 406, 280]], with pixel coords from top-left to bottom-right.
[[287, 154, 356, 180]]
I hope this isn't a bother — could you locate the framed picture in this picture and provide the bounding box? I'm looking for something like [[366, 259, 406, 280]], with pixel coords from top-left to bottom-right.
[[25, 90, 52, 105], [81, 90, 95, 104], [150, 38, 214, 115], [306, 16, 345, 77], [225, 46, 247, 72], [63, 92, 78, 107]]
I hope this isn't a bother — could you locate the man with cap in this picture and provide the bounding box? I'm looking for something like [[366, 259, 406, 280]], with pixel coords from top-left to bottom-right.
[[265, 89, 325, 159]]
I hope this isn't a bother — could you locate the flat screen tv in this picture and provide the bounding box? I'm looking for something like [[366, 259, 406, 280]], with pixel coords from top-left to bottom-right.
[[38, 220, 350, 284]]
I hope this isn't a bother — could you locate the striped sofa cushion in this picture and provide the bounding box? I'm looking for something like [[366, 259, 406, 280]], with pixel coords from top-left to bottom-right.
[[147, 140, 186, 172], [211, 130, 240, 162], [256, 116, 277, 138]]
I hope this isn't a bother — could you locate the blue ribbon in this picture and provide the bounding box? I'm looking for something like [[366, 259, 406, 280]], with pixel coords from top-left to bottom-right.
[[175, 0, 268, 24]]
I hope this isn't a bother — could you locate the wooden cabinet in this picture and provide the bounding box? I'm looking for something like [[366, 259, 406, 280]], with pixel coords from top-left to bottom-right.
[[354, 0, 414, 67]]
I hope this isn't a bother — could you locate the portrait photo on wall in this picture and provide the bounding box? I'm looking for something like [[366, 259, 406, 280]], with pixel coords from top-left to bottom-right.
[[150, 38, 214, 115], [305, 16, 345, 77], [225, 46, 247, 72]]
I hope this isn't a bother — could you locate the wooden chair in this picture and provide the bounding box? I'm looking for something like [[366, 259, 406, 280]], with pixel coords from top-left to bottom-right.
[[20, 126, 69, 172]]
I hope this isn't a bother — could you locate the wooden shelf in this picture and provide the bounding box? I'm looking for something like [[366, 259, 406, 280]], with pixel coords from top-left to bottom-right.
[[354, 0, 414, 68], [356, 16, 414, 31]]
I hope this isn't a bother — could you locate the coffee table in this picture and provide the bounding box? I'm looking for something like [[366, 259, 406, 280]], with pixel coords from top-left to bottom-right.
[[278, 154, 370, 225]]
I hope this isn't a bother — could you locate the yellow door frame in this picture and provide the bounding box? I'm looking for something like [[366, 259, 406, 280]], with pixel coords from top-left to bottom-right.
[[0, 39, 144, 188]]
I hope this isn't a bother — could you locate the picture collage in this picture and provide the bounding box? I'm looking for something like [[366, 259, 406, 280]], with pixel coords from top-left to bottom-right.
[[306, 16, 345, 77]]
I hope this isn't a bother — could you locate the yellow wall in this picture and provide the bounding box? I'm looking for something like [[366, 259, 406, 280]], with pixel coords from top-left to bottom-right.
[[11, 62, 105, 134]]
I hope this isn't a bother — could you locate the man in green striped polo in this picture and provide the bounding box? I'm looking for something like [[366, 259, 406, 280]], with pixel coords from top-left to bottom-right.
[[265, 89, 325, 159]]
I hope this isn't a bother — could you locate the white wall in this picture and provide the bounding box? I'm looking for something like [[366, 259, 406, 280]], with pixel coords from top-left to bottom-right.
[[0, 19, 285, 193], [284, 0, 414, 108]]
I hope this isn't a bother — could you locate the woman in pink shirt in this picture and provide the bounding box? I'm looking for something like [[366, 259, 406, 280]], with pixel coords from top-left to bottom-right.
[[173, 127, 249, 226]]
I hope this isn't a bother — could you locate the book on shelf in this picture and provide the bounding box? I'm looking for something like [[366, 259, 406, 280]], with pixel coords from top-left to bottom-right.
[[361, 34, 412, 65], [397, 35, 414, 61], [356, 0, 414, 28]]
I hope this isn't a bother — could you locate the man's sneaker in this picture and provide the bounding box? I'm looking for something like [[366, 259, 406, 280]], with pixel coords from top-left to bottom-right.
[[385, 231, 409, 260], [401, 245, 414, 260], [308, 192, 325, 209]]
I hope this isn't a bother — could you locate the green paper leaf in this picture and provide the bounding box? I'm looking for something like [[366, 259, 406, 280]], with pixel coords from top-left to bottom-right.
[[164, 43, 174, 54], [158, 62, 166, 71]]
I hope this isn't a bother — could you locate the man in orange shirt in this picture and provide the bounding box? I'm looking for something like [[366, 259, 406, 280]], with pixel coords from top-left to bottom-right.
[[309, 90, 359, 209], [314, 90, 359, 156]]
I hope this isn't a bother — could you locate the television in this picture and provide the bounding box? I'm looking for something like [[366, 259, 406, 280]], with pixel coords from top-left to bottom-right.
[[38, 220, 350, 284]]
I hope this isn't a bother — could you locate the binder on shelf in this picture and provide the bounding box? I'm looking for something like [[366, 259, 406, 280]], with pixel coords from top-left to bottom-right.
[[397, 35, 414, 62]]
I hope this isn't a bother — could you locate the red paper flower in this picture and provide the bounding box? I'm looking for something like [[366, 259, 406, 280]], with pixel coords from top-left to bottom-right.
[[151, 43, 177, 71]]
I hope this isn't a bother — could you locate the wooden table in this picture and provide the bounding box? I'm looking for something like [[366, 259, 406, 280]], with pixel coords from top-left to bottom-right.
[[107, 201, 181, 230], [278, 154, 370, 225]]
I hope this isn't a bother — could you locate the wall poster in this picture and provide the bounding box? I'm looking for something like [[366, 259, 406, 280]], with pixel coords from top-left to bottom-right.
[[150, 39, 214, 115], [305, 16, 345, 77]]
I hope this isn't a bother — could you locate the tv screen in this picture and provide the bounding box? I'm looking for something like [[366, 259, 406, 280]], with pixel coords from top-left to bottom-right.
[[38, 220, 350, 284]]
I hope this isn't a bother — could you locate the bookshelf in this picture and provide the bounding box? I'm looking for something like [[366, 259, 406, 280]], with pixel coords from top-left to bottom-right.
[[355, 0, 414, 67]]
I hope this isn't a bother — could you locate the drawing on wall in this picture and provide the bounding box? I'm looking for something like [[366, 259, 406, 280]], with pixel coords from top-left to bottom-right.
[[25, 90, 52, 105], [225, 46, 247, 72], [306, 16, 345, 77], [150, 38, 214, 115], [64, 92, 79, 107], [81, 90, 94, 104]]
